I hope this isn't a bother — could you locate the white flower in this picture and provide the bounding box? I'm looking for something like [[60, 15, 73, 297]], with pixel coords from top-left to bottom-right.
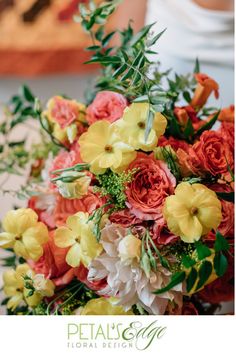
[[88, 224, 183, 315]]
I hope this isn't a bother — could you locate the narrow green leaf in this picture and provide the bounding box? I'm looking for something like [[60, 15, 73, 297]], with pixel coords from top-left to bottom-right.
[[147, 28, 166, 47], [95, 26, 104, 41], [86, 45, 101, 51], [195, 261, 212, 291], [183, 91, 191, 103], [214, 252, 228, 277], [112, 64, 127, 78], [120, 68, 134, 81], [183, 118, 194, 140], [130, 22, 155, 47], [102, 31, 116, 47], [195, 110, 220, 136], [214, 231, 229, 252], [133, 95, 149, 103], [153, 271, 186, 295], [145, 108, 154, 142], [186, 267, 198, 293], [21, 85, 35, 103], [194, 58, 200, 73]]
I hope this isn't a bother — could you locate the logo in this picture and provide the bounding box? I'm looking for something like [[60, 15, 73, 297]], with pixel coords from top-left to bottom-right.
[[67, 320, 167, 351]]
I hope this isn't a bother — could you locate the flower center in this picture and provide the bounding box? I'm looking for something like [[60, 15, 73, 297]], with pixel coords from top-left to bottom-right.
[[104, 144, 113, 153], [190, 207, 198, 216], [138, 121, 145, 129], [15, 235, 21, 241]]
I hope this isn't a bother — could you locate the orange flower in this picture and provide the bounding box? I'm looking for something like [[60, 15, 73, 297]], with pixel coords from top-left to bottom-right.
[[218, 105, 234, 123], [191, 73, 219, 109]]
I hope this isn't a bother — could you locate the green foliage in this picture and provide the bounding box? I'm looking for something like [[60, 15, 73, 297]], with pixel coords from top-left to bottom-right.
[[153, 271, 186, 295], [96, 168, 137, 209]]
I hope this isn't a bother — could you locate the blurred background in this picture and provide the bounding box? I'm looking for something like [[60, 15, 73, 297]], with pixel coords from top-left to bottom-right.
[[0, 0, 234, 314]]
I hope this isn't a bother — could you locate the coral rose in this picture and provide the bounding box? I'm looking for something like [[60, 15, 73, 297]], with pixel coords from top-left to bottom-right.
[[220, 121, 234, 155], [125, 153, 176, 221], [54, 192, 103, 226], [86, 91, 128, 124], [192, 130, 233, 176], [29, 231, 74, 287], [109, 209, 142, 227]]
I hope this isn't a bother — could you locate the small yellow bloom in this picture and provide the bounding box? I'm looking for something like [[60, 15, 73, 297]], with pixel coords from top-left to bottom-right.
[[0, 208, 49, 261], [32, 274, 55, 297], [3, 264, 42, 310], [118, 234, 141, 265], [116, 103, 167, 151], [78, 297, 133, 315], [56, 171, 91, 199], [163, 182, 222, 243], [79, 120, 136, 174], [54, 212, 103, 268]]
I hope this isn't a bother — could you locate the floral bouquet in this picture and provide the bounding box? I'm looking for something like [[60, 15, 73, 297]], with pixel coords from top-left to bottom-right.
[[0, 0, 234, 316]]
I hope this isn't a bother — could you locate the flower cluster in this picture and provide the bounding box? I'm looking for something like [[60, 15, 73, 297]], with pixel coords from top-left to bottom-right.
[[0, 2, 234, 314]]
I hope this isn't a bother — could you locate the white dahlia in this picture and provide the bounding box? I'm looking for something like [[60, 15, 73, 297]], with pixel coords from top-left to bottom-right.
[[88, 224, 183, 315]]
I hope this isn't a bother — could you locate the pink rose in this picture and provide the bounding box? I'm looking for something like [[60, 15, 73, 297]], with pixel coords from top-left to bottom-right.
[[158, 135, 190, 152], [51, 96, 80, 129], [220, 121, 234, 155], [29, 231, 74, 287], [86, 91, 128, 124], [151, 221, 178, 245], [125, 153, 176, 221]]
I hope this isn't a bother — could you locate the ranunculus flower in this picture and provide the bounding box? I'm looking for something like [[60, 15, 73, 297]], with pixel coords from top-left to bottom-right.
[[125, 153, 176, 221], [50, 147, 82, 182], [190, 73, 219, 109], [77, 297, 133, 315], [29, 231, 74, 286], [86, 91, 128, 125], [47, 96, 86, 129], [163, 182, 222, 243], [183, 131, 233, 177], [218, 105, 234, 123], [109, 209, 142, 227], [54, 192, 103, 226], [158, 135, 190, 152]]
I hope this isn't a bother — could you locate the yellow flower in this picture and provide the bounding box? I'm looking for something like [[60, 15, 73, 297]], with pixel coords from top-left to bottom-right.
[[118, 234, 141, 265], [56, 171, 91, 199], [54, 212, 103, 267], [79, 120, 136, 174], [32, 274, 55, 297], [116, 103, 167, 151], [163, 182, 222, 243], [3, 264, 42, 310], [78, 297, 133, 315], [0, 208, 49, 261]]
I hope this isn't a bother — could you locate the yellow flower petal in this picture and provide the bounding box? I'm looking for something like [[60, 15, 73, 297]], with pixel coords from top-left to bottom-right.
[[80, 297, 133, 315], [13, 240, 30, 260], [22, 234, 44, 261], [3, 208, 38, 235], [66, 243, 82, 267], [54, 227, 76, 248], [7, 292, 23, 311], [0, 232, 16, 248]]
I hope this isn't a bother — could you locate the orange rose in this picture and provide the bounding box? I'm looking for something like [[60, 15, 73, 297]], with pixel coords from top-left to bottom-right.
[[218, 105, 234, 123]]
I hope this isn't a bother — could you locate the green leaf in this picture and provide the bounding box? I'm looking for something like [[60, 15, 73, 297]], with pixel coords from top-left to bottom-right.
[[141, 252, 151, 278], [145, 108, 155, 142], [86, 45, 101, 51], [21, 85, 35, 103], [216, 192, 234, 203], [85, 56, 121, 65], [186, 267, 198, 292], [147, 28, 166, 47], [183, 91, 191, 103], [153, 271, 186, 295], [182, 255, 196, 268], [183, 118, 194, 140], [130, 22, 155, 47], [112, 64, 128, 78], [214, 252, 228, 277], [194, 58, 200, 73], [133, 95, 149, 103], [195, 110, 220, 136], [195, 261, 212, 291], [120, 67, 134, 81], [102, 31, 116, 47], [214, 231, 229, 252], [95, 26, 105, 41], [195, 241, 211, 260]]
